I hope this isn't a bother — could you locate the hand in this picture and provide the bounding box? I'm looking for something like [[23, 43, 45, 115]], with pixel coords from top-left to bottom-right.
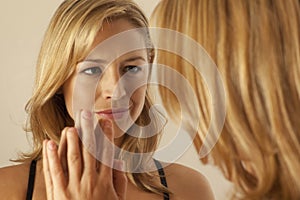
[[42, 110, 127, 200]]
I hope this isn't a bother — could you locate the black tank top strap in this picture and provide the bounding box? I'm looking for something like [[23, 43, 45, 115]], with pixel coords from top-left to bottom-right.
[[25, 159, 170, 200], [153, 159, 170, 200], [26, 159, 37, 200]]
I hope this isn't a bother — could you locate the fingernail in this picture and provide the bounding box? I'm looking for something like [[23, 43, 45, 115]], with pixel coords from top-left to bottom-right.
[[47, 140, 57, 151], [67, 127, 76, 134], [82, 110, 92, 120]]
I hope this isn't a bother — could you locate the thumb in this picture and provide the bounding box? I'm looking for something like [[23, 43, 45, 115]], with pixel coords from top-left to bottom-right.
[[99, 119, 113, 142], [97, 119, 114, 172]]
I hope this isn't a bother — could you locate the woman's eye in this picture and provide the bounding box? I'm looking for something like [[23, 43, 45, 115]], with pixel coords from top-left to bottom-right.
[[82, 67, 102, 75], [123, 65, 142, 74]]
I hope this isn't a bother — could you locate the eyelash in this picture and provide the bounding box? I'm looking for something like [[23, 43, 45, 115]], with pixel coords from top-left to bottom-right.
[[81, 65, 142, 76], [123, 65, 142, 74]]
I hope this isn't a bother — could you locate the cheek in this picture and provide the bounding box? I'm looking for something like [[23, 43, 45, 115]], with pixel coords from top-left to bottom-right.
[[62, 79, 75, 119], [63, 73, 98, 120], [131, 86, 147, 111]]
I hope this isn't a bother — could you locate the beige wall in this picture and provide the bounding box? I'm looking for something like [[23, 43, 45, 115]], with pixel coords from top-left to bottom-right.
[[0, 0, 231, 199], [0, 0, 63, 166]]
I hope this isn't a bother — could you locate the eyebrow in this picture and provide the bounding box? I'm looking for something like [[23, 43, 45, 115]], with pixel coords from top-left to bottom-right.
[[80, 59, 107, 63], [122, 56, 146, 63], [79, 56, 146, 65]]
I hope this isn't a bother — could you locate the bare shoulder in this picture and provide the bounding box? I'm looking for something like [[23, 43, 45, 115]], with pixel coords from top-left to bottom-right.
[[0, 162, 31, 199], [164, 162, 215, 200]]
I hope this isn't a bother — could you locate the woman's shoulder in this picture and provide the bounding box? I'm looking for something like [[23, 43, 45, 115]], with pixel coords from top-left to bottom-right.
[[163, 162, 215, 200], [0, 162, 31, 199]]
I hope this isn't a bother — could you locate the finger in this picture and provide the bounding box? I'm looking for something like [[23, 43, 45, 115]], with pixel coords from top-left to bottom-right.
[[98, 119, 114, 178], [80, 110, 97, 178], [66, 127, 82, 183], [58, 128, 68, 178], [43, 140, 54, 200], [46, 140, 67, 190], [113, 160, 127, 200]]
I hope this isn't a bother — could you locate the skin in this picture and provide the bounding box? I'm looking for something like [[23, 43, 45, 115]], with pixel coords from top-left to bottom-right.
[[63, 18, 150, 142], [0, 19, 215, 200]]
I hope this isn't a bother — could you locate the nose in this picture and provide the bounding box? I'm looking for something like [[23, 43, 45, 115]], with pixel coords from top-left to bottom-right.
[[97, 65, 126, 100]]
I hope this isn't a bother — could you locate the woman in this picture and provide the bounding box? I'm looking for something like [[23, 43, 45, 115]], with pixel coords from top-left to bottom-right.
[[0, 0, 214, 199], [151, 0, 300, 199]]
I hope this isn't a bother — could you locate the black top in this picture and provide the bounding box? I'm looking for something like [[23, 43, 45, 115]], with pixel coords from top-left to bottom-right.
[[153, 159, 170, 200], [26, 159, 37, 200], [26, 159, 169, 200]]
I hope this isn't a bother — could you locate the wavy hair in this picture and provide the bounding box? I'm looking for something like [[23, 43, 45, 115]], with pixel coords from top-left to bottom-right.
[[151, 0, 300, 199]]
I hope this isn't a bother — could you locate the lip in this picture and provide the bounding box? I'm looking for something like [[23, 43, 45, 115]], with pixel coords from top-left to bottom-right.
[[95, 107, 131, 120]]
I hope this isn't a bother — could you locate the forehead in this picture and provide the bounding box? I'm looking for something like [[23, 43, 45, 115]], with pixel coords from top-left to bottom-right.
[[86, 18, 149, 63], [92, 18, 137, 48]]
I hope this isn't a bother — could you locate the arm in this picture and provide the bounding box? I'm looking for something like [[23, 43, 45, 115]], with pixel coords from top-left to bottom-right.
[[165, 163, 215, 200], [0, 163, 31, 199]]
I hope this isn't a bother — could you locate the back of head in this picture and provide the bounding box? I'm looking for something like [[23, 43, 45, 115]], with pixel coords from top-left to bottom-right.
[[151, 0, 300, 199]]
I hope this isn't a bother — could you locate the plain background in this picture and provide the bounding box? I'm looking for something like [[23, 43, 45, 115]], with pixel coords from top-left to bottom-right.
[[0, 0, 232, 199]]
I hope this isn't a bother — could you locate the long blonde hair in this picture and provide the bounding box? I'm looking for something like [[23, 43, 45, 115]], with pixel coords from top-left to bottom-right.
[[22, 0, 168, 196], [151, 0, 300, 199]]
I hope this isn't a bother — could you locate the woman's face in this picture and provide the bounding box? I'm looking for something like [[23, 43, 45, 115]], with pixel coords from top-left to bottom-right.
[[63, 18, 149, 142]]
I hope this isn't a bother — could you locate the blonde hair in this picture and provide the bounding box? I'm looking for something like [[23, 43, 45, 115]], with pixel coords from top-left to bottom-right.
[[22, 0, 168, 196], [151, 0, 300, 199]]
